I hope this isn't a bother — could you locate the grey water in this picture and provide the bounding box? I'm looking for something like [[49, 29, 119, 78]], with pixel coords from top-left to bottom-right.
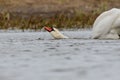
[[0, 30, 120, 80]]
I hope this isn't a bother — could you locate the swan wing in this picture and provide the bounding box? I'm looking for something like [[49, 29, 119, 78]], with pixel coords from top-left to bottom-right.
[[92, 9, 119, 39]]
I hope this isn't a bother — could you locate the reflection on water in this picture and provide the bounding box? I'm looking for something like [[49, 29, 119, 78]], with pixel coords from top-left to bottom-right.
[[0, 30, 120, 80]]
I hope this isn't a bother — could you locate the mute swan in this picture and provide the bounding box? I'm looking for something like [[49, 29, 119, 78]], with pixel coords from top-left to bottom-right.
[[92, 8, 120, 39], [44, 26, 68, 39]]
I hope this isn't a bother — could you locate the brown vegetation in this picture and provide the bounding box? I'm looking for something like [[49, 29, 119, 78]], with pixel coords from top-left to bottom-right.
[[0, 0, 120, 30]]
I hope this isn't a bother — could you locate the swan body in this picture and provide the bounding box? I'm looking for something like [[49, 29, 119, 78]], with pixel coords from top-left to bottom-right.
[[92, 8, 120, 39], [44, 26, 68, 39]]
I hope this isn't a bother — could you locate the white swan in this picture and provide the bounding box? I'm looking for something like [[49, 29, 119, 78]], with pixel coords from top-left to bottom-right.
[[92, 8, 120, 39], [44, 26, 68, 39]]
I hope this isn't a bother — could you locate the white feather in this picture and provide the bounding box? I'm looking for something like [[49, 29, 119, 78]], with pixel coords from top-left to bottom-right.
[[92, 8, 120, 39], [50, 28, 68, 39]]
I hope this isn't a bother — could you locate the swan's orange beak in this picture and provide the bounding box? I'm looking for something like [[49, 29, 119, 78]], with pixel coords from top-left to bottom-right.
[[44, 26, 53, 32]]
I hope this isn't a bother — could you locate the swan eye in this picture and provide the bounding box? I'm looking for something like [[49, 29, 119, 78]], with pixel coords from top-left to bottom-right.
[[44, 26, 54, 32]]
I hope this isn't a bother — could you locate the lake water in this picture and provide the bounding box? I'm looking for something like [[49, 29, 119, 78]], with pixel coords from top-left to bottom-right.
[[0, 30, 120, 80]]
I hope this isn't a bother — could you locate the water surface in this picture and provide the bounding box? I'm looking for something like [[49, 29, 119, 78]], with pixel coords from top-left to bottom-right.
[[0, 30, 120, 80]]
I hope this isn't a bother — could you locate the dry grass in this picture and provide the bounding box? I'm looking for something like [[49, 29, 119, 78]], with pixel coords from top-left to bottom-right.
[[0, 0, 120, 30]]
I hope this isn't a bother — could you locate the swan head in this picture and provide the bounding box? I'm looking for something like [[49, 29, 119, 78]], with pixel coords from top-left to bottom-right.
[[44, 26, 68, 39], [44, 26, 54, 32]]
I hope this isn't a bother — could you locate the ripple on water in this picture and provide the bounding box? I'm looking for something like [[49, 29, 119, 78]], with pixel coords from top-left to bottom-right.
[[23, 50, 32, 52], [51, 67, 77, 73]]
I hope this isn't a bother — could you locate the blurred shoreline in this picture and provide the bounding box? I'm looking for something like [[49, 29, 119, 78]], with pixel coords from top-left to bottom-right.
[[0, 0, 119, 30]]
